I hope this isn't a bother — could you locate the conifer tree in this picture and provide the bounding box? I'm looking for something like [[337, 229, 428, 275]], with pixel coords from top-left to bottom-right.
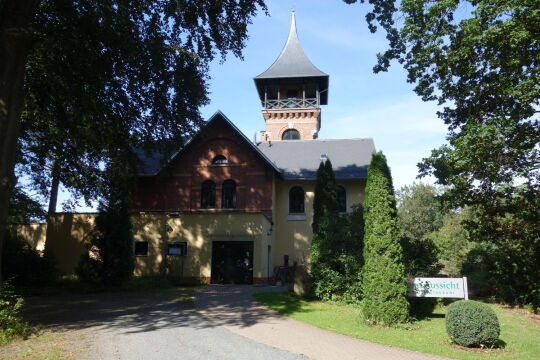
[[310, 159, 363, 302], [361, 152, 409, 324]]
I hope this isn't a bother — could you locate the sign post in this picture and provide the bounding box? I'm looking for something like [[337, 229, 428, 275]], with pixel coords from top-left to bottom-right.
[[407, 277, 469, 300]]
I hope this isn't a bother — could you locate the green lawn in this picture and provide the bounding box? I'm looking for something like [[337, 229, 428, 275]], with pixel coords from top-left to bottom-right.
[[253, 292, 540, 360]]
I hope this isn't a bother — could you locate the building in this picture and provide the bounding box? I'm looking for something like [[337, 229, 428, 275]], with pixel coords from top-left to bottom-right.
[[38, 13, 375, 283]]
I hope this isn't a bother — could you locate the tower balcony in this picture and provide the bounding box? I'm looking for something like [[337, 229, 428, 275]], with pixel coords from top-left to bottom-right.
[[264, 97, 319, 110]]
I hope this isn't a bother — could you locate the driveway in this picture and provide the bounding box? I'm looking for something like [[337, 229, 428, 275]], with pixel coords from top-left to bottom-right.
[[194, 285, 453, 360], [20, 288, 306, 360]]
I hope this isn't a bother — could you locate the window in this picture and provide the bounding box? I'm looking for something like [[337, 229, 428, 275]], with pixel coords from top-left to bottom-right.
[[337, 185, 347, 213], [289, 186, 305, 213], [167, 242, 187, 256], [282, 129, 300, 140], [134, 241, 148, 256], [222, 180, 237, 209], [212, 155, 228, 165], [201, 180, 216, 208]]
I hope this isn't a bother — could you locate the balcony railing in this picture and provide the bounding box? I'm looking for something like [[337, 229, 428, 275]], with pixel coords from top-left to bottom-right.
[[264, 98, 318, 109]]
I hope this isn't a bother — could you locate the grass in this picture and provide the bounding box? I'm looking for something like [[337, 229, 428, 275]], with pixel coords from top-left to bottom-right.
[[253, 292, 540, 360]]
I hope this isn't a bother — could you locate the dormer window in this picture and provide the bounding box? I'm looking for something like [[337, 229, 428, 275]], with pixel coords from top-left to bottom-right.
[[212, 155, 228, 165]]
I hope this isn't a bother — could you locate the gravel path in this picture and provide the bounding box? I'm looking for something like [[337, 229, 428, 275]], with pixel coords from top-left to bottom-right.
[[22, 289, 306, 360], [194, 285, 454, 360]]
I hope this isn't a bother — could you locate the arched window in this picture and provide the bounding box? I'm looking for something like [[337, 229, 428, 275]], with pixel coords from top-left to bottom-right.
[[282, 129, 300, 140], [337, 185, 347, 213], [212, 155, 228, 165], [222, 180, 237, 209], [201, 180, 216, 209], [289, 186, 305, 214]]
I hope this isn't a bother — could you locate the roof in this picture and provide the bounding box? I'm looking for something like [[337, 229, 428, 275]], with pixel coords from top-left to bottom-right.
[[254, 13, 329, 104], [136, 111, 281, 176], [256, 138, 376, 180]]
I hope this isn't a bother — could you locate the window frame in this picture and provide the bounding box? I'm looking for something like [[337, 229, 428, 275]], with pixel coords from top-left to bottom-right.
[[167, 241, 188, 256], [289, 186, 305, 214], [134, 241, 149, 257], [282, 129, 300, 140], [211, 155, 229, 166], [200, 180, 216, 209], [337, 185, 347, 213], [221, 179, 237, 209]]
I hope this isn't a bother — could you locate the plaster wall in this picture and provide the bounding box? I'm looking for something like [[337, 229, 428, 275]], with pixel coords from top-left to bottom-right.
[[272, 178, 365, 267]]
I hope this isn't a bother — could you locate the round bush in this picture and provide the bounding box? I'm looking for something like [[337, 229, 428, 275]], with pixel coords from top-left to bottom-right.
[[446, 300, 500, 347]]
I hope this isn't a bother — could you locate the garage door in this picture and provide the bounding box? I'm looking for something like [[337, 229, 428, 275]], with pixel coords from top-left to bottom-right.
[[211, 241, 253, 284]]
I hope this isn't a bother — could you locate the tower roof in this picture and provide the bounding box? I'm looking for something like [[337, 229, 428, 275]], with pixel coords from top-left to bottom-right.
[[255, 12, 328, 79], [254, 12, 329, 104]]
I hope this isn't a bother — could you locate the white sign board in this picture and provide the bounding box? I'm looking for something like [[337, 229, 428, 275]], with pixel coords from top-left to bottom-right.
[[408, 277, 468, 300]]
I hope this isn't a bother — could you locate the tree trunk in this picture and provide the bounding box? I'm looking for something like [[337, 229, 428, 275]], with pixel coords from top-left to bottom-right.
[[0, 0, 40, 283], [48, 159, 61, 215]]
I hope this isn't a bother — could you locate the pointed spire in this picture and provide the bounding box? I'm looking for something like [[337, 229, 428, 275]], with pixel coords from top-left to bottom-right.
[[254, 12, 328, 79]]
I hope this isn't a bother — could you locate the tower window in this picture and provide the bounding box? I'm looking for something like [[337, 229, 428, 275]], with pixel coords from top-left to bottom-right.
[[212, 155, 228, 165], [289, 186, 305, 214], [282, 129, 300, 140], [222, 180, 237, 209], [337, 185, 347, 213], [201, 180, 216, 209]]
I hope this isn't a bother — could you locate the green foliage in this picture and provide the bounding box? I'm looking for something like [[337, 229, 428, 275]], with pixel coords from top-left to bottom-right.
[[312, 160, 339, 233], [77, 154, 134, 285], [2, 230, 57, 285], [7, 186, 46, 223], [397, 183, 444, 277], [461, 242, 499, 298], [427, 209, 472, 277], [0, 281, 30, 344], [310, 160, 363, 303], [361, 152, 409, 325], [446, 300, 500, 347]]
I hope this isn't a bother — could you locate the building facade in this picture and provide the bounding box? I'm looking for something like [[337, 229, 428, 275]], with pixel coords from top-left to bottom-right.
[[39, 13, 375, 284]]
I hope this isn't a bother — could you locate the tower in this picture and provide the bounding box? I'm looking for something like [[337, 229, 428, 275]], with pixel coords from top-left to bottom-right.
[[254, 13, 329, 141]]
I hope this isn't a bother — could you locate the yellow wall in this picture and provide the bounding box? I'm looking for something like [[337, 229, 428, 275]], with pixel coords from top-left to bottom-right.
[[9, 224, 47, 251], [273, 178, 365, 267], [43, 212, 273, 279], [45, 213, 96, 274]]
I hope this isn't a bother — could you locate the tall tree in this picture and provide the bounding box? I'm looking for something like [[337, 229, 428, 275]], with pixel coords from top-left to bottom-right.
[[0, 0, 267, 282], [361, 152, 408, 325]]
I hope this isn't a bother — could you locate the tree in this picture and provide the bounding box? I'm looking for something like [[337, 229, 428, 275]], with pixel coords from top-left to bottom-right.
[[310, 160, 363, 302], [361, 152, 408, 325], [0, 0, 268, 282], [344, 0, 539, 307], [396, 183, 443, 276]]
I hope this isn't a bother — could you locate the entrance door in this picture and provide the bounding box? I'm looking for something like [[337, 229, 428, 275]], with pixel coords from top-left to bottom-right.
[[211, 241, 253, 284]]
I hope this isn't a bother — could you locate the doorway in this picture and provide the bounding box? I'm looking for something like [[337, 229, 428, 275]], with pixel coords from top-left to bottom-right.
[[211, 241, 254, 284]]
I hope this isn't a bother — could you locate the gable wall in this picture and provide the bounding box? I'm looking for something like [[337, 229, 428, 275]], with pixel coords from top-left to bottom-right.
[[132, 119, 273, 215]]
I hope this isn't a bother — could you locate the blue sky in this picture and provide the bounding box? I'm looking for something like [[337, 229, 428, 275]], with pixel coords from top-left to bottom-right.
[[200, 0, 447, 189], [58, 0, 448, 211]]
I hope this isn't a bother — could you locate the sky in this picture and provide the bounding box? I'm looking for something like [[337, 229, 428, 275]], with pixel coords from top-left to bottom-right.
[[58, 0, 448, 212]]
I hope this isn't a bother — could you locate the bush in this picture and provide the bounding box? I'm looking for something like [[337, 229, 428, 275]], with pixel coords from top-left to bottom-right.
[[2, 230, 57, 285], [446, 300, 500, 347], [0, 282, 30, 344]]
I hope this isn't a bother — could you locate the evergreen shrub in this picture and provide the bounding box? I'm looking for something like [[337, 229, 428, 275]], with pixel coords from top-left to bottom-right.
[[361, 152, 409, 325], [446, 300, 500, 347]]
